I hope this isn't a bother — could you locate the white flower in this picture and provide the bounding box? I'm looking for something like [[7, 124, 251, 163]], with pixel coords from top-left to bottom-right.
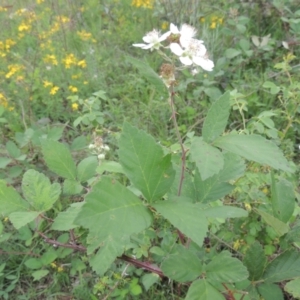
[[133, 29, 170, 51], [170, 38, 214, 71], [170, 23, 197, 42]]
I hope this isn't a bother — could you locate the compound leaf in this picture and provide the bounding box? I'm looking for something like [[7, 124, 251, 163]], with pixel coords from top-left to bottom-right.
[[202, 91, 231, 143], [185, 279, 224, 300], [41, 139, 77, 180], [190, 138, 224, 180], [206, 251, 249, 283], [51, 202, 84, 231], [9, 211, 40, 229], [161, 246, 202, 282], [257, 283, 284, 300], [118, 123, 175, 203], [284, 278, 300, 299], [77, 156, 98, 182], [154, 200, 208, 247], [75, 177, 152, 275], [0, 181, 29, 216], [213, 134, 292, 172], [243, 241, 267, 280], [263, 250, 300, 283], [271, 173, 295, 223], [22, 169, 61, 212]]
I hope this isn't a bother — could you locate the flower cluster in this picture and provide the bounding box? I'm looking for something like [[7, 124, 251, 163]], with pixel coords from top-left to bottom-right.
[[133, 22, 214, 72], [88, 134, 110, 162]]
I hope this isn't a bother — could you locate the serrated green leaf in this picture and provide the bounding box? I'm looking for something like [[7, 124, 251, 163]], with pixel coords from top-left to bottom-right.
[[96, 161, 125, 175], [71, 136, 87, 151], [161, 246, 202, 282], [9, 211, 40, 229], [6, 141, 21, 158], [255, 209, 289, 237], [153, 201, 208, 247], [63, 179, 83, 195], [77, 156, 98, 182], [141, 273, 160, 291], [284, 278, 300, 299], [51, 202, 84, 231], [243, 242, 267, 280], [206, 251, 248, 283], [89, 237, 125, 276], [213, 134, 292, 172], [204, 206, 248, 218], [263, 250, 300, 283], [271, 173, 295, 223], [0, 181, 29, 216], [32, 270, 49, 281], [194, 170, 234, 203], [190, 138, 224, 180], [41, 139, 77, 180], [202, 92, 231, 143], [257, 283, 284, 300], [47, 126, 64, 141], [118, 123, 175, 203], [185, 279, 224, 300], [22, 169, 61, 211], [75, 177, 152, 274], [126, 56, 168, 99], [218, 152, 246, 182]]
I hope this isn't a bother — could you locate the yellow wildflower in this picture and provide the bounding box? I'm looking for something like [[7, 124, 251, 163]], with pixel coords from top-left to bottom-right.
[[77, 60, 87, 68], [199, 17, 205, 23], [18, 22, 31, 32], [0, 7, 8, 12], [50, 86, 59, 95], [131, 0, 153, 9], [161, 21, 169, 30], [218, 18, 224, 24], [8, 106, 15, 111], [72, 103, 79, 111], [50, 262, 57, 268], [44, 54, 58, 65], [3, 217, 9, 222], [43, 80, 53, 87], [6, 65, 21, 78], [57, 266, 64, 272], [69, 85, 78, 93], [83, 81, 88, 85], [0, 93, 8, 107], [77, 30, 92, 41], [210, 22, 217, 29], [37, 0, 45, 3], [62, 53, 77, 69]]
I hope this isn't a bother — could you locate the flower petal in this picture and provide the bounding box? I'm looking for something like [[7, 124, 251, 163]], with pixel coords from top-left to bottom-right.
[[170, 23, 180, 34], [179, 56, 193, 65], [192, 56, 214, 71], [170, 43, 184, 56], [159, 30, 171, 42], [132, 43, 147, 48]]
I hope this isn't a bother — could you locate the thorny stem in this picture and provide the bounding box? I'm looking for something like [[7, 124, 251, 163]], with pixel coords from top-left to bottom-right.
[[169, 84, 188, 246], [169, 84, 187, 197], [36, 231, 165, 278]]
